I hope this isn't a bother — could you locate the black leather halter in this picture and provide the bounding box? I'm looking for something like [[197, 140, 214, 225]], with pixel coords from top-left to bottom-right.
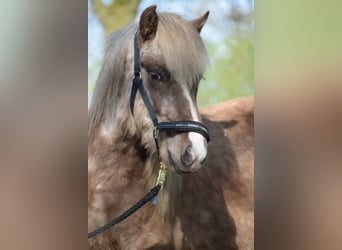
[[130, 33, 210, 143], [87, 33, 211, 239]]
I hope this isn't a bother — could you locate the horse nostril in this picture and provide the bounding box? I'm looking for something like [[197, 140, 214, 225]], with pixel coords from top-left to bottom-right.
[[181, 145, 195, 167]]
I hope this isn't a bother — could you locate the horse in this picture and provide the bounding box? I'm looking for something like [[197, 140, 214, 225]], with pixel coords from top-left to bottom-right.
[[88, 5, 254, 250]]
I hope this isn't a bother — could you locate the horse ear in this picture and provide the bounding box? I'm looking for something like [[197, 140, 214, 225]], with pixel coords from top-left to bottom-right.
[[139, 5, 158, 41], [190, 11, 209, 33]]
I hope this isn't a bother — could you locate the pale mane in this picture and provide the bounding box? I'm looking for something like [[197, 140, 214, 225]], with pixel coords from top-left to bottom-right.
[[157, 13, 209, 86]]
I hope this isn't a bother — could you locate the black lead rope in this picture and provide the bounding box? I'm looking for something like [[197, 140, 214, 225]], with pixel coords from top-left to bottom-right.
[[88, 185, 161, 239], [88, 32, 210, 240]]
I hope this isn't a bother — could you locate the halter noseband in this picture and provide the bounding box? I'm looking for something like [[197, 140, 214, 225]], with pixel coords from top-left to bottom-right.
[[130, 33, 210, 145]]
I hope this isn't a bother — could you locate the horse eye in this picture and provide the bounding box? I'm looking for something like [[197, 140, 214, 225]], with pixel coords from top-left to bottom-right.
[[150, 71, 162, 82]]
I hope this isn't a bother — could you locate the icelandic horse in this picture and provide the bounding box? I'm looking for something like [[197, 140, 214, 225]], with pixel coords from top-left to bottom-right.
[[88, 5, 254, 250]]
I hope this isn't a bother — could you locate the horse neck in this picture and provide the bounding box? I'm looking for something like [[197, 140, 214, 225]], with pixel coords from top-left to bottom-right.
[[88, 110, 184, 222], [88, 119, 151, 187]]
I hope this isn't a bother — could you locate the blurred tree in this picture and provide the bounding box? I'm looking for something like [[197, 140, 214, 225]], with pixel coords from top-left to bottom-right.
[[91, 0, 140, 35]]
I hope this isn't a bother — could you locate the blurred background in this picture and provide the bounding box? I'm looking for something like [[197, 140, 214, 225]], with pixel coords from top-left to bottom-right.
[[1, 0, 342, 249], [88, 0, 254, 107]]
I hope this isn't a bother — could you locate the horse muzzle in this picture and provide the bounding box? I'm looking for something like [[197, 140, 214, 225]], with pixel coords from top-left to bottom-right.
[[166, 131, 208, 174]]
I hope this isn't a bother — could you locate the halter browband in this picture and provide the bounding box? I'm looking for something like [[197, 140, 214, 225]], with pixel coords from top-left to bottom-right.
[[130, 33, 210, 143]]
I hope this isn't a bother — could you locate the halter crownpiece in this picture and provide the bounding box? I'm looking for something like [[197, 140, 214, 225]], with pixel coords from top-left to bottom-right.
[[130, 32, 211, 143]]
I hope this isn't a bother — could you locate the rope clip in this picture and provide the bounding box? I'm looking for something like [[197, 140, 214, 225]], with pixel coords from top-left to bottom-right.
[[156, 162, 167, 189]]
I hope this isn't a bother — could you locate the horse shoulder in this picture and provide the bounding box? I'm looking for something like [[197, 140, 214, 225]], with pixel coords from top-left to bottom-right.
[[200, 96, 254, 128], [200, 96, 254, 155], [200, 96, 254, 250]]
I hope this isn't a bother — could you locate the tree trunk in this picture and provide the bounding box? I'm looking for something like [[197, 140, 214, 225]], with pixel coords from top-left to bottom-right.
[[91, 0, 140, 36]]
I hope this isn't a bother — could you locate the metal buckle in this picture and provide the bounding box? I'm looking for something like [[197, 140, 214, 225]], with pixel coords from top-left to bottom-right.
[[153, 125, 159, 139], [134, 72, 141, 80]]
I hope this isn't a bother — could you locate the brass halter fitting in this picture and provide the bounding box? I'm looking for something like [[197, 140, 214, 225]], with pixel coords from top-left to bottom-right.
[[134, 72, 141, 80], [156, 162, 167, 189], [153, 125, 159, 139]]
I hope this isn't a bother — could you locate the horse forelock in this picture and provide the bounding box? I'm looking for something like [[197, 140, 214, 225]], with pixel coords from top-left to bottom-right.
[[156, 13, 209, 87]]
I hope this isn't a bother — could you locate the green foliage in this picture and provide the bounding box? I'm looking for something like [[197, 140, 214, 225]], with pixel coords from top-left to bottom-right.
[[88, 56, 101, 107], [197, 36, 254, 107]]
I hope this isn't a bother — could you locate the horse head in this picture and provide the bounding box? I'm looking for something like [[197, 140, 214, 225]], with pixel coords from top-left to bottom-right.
[[132, 6, 210, 173]]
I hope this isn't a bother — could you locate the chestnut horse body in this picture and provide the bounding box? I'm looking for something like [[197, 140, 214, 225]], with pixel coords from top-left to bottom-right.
[[88, 6, 254, 250]]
